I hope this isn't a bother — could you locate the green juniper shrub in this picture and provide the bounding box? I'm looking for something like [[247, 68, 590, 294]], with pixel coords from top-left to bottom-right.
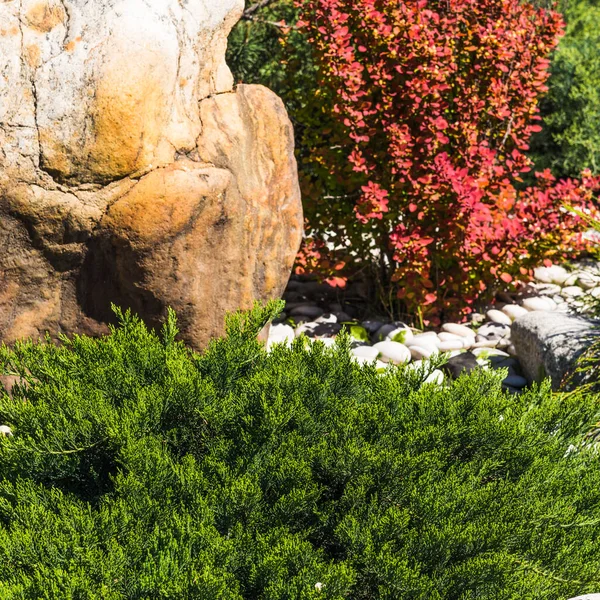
[[1, 302, 600, 598]]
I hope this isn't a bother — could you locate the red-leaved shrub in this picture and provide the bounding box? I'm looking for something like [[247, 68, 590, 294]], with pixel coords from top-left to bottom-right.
[[295, 0, 599, 320]]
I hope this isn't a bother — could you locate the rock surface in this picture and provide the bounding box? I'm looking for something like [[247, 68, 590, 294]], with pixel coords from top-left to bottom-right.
[[0, 0, 302, 348], [512, 311, 600, 389]]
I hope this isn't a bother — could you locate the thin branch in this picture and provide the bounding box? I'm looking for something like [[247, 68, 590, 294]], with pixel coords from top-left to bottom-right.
[[242, 0, 279, 20]]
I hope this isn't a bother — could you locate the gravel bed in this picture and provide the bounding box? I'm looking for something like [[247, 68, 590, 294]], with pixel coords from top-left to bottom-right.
[[268, 261, 600, 392]]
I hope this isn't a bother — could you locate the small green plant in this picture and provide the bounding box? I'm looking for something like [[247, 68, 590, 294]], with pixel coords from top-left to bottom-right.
[[1, 304, 600, 598]]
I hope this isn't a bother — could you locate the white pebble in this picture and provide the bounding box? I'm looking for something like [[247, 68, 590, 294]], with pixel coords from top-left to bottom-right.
[[501, 304, 529, 321], [460, 336, 476, 349], [473, 337, 500, 349], [384, 327, 414, 345], [530, 282, 562, 296], [0, 425, 13, 437], [409, 345, 438, 360], [373, 341, 412, 365], [438, 332, 463, 342], [564, 272, 582, 287], [269, 324, 295, 344], [546, 265, 570, 285], [561, 286, 584, 298], [295, 323, 318, 337], [425, 370, 445, 385], [472, 347, 510, 358], [486, 309, 512, 326], [405, 360, 424, 371], [351, 345, 380, 360], [521, 296, 555, 312], [411, 333, 441, 348], [533, 266, 554, 283], [441, 323, 474, 338], [316, 313, 338, 324], [439, 340, 464, 352]]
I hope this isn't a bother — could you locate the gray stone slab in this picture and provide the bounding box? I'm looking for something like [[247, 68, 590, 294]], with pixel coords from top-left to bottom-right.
[[511, 311, 600, 389]]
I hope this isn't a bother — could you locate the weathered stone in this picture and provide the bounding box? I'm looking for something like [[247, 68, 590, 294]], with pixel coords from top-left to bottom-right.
[[0, 1, 302, 349], [512, 311, 600, 389]]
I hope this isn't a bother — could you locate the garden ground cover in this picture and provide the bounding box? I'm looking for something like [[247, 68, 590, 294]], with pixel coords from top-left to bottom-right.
[[0, 303, 599, 598]]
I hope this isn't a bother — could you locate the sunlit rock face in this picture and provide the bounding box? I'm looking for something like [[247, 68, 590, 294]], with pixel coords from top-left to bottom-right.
[[0, 0, 303, 348]]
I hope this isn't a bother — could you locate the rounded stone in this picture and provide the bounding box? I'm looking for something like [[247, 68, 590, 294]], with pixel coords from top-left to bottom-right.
[[460, 336, 476, 349], [409, 345, 439, 360], [316, 313, 338, 324], [351, 345, 380, 360], [334, 312, 353, 323], [362, 320, 385, 334], [290, 305, 325, 318], [533, 266, 554, 283], [503, 374, 527, 388], [425, 369, 445, 385], [561, 286, 585, 298], [521, 296, 555, 312], [472, 347, 510, 358], [579, 273, 600, 289], [268, 324, 295, 346], [374, 322, 411, 342], [486, 309, 512, 326], [564, 272, 582, 286], [0, 425, 13, 437], [501, 304, 529, 321], [439, 340, 464, 352], [373, 341, 412, 365], [546, 265, 570, 285], [489, 356, 519, 369], [530, 282, 562, 296], [474, 337, 500, 349], [294, 322, 319, 337], [384, 326, 414, 345], [478, 322, 511, 340], [411, 332, 441, 347], [441, 323, 474, 338], [438, 332, 463, 342]]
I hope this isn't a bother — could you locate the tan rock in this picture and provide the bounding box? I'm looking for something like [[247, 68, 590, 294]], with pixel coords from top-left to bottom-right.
[[0, 1, 302, 349]]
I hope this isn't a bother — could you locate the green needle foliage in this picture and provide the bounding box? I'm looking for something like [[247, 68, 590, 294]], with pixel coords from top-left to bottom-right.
[[529, 0, 600, 178], [1, 302, 600, 598]]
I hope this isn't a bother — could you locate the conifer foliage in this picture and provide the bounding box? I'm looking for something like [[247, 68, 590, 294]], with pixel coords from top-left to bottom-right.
[[1, 304, 600, 597]]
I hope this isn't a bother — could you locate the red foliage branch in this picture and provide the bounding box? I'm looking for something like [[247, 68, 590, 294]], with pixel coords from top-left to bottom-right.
[[296, 0, 600, 318]]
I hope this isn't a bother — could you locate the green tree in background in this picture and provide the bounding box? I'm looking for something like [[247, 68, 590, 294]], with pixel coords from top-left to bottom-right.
[[529, 0, 600, 178]]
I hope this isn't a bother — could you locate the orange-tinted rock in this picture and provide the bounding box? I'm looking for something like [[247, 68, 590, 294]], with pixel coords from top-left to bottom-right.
[[0, 1, 302, 349]]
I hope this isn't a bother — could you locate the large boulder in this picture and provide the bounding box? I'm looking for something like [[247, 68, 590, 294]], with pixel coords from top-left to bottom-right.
[[0, 0, 302, 348], [511, 311, 600, 389]]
